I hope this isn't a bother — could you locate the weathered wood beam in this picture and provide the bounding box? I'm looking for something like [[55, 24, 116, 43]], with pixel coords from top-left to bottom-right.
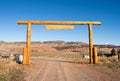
[[25, 23, 31, 64], [88, 24, 93, 63], [45, 25, 74, 30], [18, 20, 101, 25]]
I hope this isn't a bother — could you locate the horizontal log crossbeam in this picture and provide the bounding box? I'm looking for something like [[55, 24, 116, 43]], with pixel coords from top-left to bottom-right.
[[18, 20, 101, 25]]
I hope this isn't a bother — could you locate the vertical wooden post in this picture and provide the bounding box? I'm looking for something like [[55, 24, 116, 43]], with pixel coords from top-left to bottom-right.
[[23, 48, 27, 64], [93, 47, 98, 64], [25, 23, 31, 64], [88, 24, 93, 63]]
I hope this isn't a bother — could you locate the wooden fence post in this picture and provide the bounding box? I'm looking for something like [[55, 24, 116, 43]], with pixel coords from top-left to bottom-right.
[[93, 47, 98, 64], [23, 48, 27, 64]]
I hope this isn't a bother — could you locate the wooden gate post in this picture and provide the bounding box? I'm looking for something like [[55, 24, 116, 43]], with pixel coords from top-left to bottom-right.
[[88, 24, 93, 63], [93, 47, 98, 64], [23, 47, 27, 64], [24, 23, 31, 64]]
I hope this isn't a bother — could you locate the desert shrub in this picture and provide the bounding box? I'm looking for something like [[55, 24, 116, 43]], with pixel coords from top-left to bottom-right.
[[117, 48, 120, 53], [98, 51, 105, 57], [111, 48, 117, 55], [117, 48, 120, 61]]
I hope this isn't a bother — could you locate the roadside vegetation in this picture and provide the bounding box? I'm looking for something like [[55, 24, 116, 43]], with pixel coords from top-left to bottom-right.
[[98, 48, 120, 69], [0, 62, 25, 81]]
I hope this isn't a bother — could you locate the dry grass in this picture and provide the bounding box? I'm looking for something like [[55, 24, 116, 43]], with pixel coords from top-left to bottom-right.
[[99, 55, 120, 68], [0, 62, 25, 81]]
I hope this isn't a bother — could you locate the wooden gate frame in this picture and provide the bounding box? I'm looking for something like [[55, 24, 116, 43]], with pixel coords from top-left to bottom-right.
[[18, 20, 101, 64]]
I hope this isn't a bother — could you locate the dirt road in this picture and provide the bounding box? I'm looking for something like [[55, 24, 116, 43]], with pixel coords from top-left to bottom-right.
[[23, 57, 120, 81]]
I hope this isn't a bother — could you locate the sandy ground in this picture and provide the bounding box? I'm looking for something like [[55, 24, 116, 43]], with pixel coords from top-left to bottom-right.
[[23, 57, 120, 81]]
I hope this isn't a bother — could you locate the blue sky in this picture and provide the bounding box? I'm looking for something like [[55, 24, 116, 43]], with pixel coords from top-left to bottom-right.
[[0, 0, 120, 45]]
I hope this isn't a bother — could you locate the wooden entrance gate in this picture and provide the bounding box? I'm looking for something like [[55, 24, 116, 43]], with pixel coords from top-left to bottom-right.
[[17, 20, 101, 64]]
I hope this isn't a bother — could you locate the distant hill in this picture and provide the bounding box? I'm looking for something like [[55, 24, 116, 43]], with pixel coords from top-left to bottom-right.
[[0, 41, 119, 54], [0, 40, 119, 48]]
